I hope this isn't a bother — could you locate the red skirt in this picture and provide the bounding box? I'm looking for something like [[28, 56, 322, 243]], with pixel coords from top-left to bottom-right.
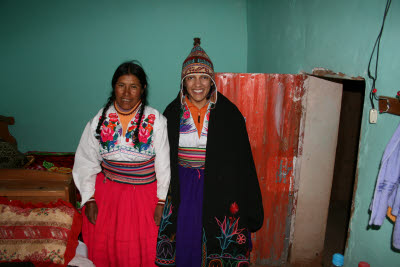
[[82, 172, 159, 267]]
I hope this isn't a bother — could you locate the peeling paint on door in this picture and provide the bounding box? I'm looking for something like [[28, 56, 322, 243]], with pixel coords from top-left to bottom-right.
[[215, 73, 306, 265]]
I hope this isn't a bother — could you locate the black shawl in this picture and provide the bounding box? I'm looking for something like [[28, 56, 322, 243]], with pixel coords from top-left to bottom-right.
[[156, 92, 263, 266]]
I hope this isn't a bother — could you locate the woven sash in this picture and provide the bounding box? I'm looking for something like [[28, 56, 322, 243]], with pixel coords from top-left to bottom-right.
[[178, 147, 206, 169], [101, 157, 156, 185]]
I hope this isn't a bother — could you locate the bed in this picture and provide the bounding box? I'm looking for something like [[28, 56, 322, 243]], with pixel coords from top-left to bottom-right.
[[0, 116, 93, 267]]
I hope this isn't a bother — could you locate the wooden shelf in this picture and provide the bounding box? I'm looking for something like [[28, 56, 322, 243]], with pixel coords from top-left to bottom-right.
[[379, 96, 400, 116]]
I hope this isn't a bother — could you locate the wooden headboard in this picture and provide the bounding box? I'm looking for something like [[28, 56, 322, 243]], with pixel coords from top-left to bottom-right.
[[0, 115, 77, 206], [0, 115, 16, 144]]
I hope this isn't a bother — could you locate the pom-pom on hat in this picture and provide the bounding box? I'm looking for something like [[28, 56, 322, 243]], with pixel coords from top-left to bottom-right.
[[181, 38, 214, 80]]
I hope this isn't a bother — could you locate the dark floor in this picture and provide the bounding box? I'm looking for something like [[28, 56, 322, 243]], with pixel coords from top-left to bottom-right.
[[321, 200, 349, 267]]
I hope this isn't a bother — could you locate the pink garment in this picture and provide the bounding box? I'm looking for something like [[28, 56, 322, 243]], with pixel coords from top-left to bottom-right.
[[82, 172, 159, 267]]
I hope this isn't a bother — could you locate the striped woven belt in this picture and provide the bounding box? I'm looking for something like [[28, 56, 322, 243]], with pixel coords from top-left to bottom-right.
[[101, 157, 156, 185], [178, 147, 206, 169]]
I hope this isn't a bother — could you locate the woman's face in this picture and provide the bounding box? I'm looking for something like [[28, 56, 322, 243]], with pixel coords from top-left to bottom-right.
[[114, 74, 144, 110], [184, 74, 212, 109]]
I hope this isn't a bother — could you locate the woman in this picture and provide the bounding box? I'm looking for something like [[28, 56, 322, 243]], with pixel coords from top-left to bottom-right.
[[156, 39, 263, 267], [73, 61, 170, 267]]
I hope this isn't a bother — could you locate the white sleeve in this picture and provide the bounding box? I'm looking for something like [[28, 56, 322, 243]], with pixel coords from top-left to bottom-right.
[[153, 115, 171, 201], [72, 120, 102, 206]]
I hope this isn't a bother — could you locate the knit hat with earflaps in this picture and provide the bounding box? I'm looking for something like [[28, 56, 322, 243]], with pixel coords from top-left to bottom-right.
[[181, 38, 214, 80], [180, 38, 218, 105]]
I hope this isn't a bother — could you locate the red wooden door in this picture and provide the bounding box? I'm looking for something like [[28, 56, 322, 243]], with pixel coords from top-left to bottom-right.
[[215, 73, 306, 265]]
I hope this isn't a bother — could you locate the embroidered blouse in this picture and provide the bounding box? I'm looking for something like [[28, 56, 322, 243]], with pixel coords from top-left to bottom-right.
[[73, 104, 171, 206], [179, 97, 212, 148], [185, 98, 209, 137]]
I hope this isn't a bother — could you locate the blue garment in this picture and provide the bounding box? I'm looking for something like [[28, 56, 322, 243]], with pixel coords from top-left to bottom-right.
[[175, 165, 204, 267], [369, 122, 400, 249]]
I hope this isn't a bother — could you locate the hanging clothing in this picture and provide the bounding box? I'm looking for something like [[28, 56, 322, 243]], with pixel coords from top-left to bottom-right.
[[156, 92, 264, 267], [369, 122, 400, 249], [73, 104, 171, 266]]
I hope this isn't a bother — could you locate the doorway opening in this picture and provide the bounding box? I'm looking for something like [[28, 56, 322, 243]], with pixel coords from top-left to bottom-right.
[[322, 79, 366, 266]]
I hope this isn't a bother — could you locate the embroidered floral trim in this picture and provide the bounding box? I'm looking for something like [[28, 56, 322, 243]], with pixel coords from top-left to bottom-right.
[[99, 113, 122, 151], [180, 102, 195, 134], [199, 202, 250, 266], [0, 249, 19, 261], [180, 99, 211, 136], [125, 113, 156, 152], [35, 208, 50, 216], [203, 224, 250, 267], [215, 216, 245, 252], [159, 197, 173, 232], [236, 234, 246, 244], [22, 248, 64, 264], [156, 234, 176, 265], [99, 111, 157, 153]]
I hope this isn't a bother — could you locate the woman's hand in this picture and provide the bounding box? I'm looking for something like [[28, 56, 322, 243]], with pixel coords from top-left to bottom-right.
[[85, 201, 98, 225], [154, 204, 164, 226]]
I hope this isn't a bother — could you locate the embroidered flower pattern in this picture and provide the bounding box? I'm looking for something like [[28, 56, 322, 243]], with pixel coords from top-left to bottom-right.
[[101, 127, 114, 142], [180, 100, 212, 136], [156, 233, 176, 265], [99, 113, 121, 151], [125, 113, 155, 152], [159, 197, 173, 232], [215, 202, 248, 253], [230, 202, 239, 215], [215, 216, 244, 252], [9, 205, 31, 217], [35, 208, 50, 216], [236, 234, 246, 244], [99, 111, 156, 153], [148, 114, 156, 124], [44, 249, 63, 263], [22, 248, 63, 264], [183, 111, 190, 119], [180, 103, 193, 133], [109, 113, 119, 123], [138, 128, 150, 143], [0, 249, 19, 261]]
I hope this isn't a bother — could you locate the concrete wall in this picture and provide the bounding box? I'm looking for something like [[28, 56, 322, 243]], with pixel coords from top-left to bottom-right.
[[248, 0, 400, 266], [0, 0, 248, 152]]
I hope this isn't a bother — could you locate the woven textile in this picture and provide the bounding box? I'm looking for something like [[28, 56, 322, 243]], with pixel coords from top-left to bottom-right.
[[0, 198, 81, 267], [178, 147, 206, 169], [101, 157, 156, 185], [181, 38, 214, 79]]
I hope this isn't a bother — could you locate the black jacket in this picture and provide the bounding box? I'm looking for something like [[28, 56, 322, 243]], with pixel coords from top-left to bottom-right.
[[156, 92, 263, 266]]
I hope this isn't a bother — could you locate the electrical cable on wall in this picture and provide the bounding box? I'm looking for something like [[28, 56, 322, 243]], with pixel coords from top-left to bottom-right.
[[367, 0, 392, 113]]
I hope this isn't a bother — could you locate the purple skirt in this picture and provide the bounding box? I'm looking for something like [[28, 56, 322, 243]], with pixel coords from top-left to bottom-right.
[[175, 165, 204, 267]]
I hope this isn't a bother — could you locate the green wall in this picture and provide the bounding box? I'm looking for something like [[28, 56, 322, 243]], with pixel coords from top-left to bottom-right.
[[0, 0, 247, 152], [3, 0, 400, 265], [248, 0, 400, 266]]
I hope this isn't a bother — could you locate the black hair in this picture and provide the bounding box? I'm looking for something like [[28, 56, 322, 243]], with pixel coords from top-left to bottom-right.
[[95, 60, 148, 145]]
